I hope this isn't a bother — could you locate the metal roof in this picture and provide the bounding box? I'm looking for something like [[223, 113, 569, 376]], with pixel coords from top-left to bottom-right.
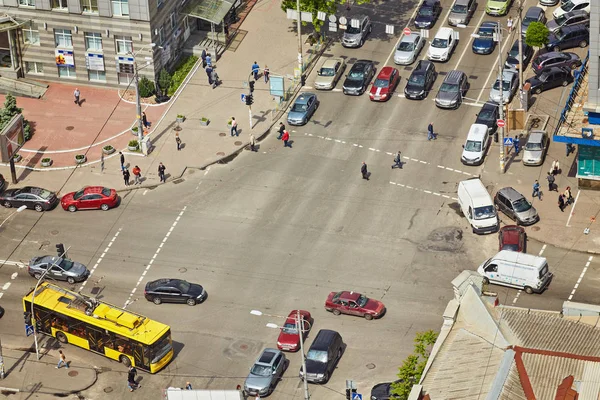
[[184, 0, 234, 24]]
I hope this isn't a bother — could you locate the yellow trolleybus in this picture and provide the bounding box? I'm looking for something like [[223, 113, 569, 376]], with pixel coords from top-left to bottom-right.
[[23, 282, 173, 373]]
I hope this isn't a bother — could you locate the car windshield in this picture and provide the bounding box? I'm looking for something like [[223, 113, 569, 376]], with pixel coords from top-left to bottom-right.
[[292, 103, 308, 112], [38, 189, 53, 199], [523, 16, 537, 24], [474, 205, 496, 220], [493, 79, 511, 91], [282, 322, 298, 335], [250, 364, 272, 377], [101, 187, 111, 197], [440, 82, 458, 92], [418, 7, 433, 16], [431, 38, 448, 48], [478, 109, 494, 121], [176, 280, 191, 293], [306, 350, 328, 363], [554, 15, 567, 25], [150, 330, 173, 364], [59, 259, 74, 271], [539, 72, 551, 81], [348, 70, 365, 79], [478, 27, 494, 37], [464, 140, 482, 152], [374, 79, 389, 88], [561, 1, 574, 10], [357, 294, 368, 307], [73, 189, 85, 200], [508, 46, 519, 57], [525, 141, 542, 150], [513, 198, 532, 212], [502, 243, 520, 251], [319, 67, 335, 77], [346, 25, 361, 34], [452, 4, 467, 13], [398, 41, 415, 51], [409, 74, 425, 85]]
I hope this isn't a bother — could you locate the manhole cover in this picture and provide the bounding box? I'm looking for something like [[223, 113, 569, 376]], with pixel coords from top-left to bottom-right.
[[179, 267, 187, 273], [104, 387, 113, 393], [172, 178, 184, 184], [531, 226, 540, 231], [68, 370, 79, 377], [65, 126, 74, 131], [366, 363, 376, 370], [216, 151, 225, 156], [234, 141, 242, 146], [50, 230, 59, 236], [239, 344, 248, 351], [219, 132, 226, 137]]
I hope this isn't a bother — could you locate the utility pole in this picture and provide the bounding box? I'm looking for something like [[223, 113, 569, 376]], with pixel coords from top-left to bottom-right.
[[133, 61, 144, 146], [297, 310, 310, 400], [296, 0, 303, 74], [246, 80, 255, 129], [517, 0, 525, 110], [497, 23, 505, 174]]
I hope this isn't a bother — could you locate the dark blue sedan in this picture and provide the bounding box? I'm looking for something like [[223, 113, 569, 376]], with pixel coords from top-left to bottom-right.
[[472, 21, 498, 54], [414, 0, 442, 29]]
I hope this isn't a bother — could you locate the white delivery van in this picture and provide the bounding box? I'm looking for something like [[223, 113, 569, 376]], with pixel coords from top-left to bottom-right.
[[477, 250, 553, 294], [163, 388, 245, 400], [457, 178, 499, 234], [461, 124, 490, 166]]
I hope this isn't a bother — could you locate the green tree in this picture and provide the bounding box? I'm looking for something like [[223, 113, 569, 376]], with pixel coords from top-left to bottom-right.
[[157, 68, 172, 97], [525, 22, 549, 49], [390, 330, 438, 400], [138, 76, 155, 98], [280, 0, 371, 33], [0, 94, 32, 141]]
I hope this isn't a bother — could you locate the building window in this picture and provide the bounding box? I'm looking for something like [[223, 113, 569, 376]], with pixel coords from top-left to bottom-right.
[[169, 12, 176, 30], [19, 0, 35, 6], [58, 66, 76, 78], [112, 0, 129, 16], [157, 0, 163, 8], [158, 27, 164, 45], [118, 71, 133, 85], [81, 0, 98, 13], [88, 70, 106, 82], [25, 61, 43, 74], [115, 36, 133, 54], [23, 23, 40, 45], [85, 32, 102, 51], [51, 0, 67, 9], [54, 29, 72, 48]]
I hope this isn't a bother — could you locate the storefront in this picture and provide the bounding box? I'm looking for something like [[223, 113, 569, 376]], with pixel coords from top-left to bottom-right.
[[0, 15, 28, 79]]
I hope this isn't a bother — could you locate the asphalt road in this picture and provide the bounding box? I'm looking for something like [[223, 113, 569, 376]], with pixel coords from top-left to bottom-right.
[[0, 0, 594, 399]]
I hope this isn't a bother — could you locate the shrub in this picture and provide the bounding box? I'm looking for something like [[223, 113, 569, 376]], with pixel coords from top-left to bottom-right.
[[0, 94, 32, 141], [168, 56, 199, 96], [525, 22, 550, 49], [138, 76, 155, 98], [132, 126, 139, 132], [128, 140, 139, 148], [41, 157, 51, 163], [158, 68, 172, 97]]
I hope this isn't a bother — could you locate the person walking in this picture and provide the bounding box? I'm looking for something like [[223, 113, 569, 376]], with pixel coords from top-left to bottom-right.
[[252, 61, 260, 80], [119, 151, 125, 171], [132, 165, 142, 185], [564, 186, 574, 205], [123, 168, 130, 186], [230, 117, 238, 136], [158, 162, 166, 183], [558, 194, 566, 212], [547, 172, 556, 192], [427, 122, 435, 140], [127, 366, 139, 392], [56, 350, 68, 369], [514, 135, 520, 155], [507, 17, 513, 32], [176, 133, 182, 151], [142, 111, 149, 129], [550, 160, 560, 175], [205, 53, 212, 67], [391, 151, 402, 169], [211, 67, 219, 89], [185, 382, 193, 390], [361, 162, 369, 180], [249, 133, 257, 152], [74, 88, 80, 106], [100, 152, 105, 173], [206, 65, 214, 85], [282, 130, 290, 147], [532, 180, 541, 200], [264, 65, 270, 83], [566, 143, 576, 157], [277, 122, 285, 140], [201, 49, 207, 68]]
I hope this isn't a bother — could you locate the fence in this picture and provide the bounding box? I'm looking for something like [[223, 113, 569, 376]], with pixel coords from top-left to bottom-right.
[[554, 51, 589, 136]]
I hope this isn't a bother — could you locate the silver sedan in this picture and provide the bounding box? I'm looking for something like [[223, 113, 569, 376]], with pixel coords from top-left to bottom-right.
[[394, 33, 425, 65], [489, 69, 519, 104]]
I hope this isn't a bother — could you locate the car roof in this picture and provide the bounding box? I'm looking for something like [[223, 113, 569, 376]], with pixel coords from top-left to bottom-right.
[[377, 67, 396, 79], [538, 51, 568, 60], [444, 70, 465, 84], [81, 186, 108, 194], [525, 6, 544, 17], [401, 32, 421, 42], [563, 9, 589, 18], [497, 187, 526, 202], [321, 58, 342, 69], [558, 24, 588, 34], [414, 60, 433, 73], [257, 348, 279, 365], [467, 124, 489, 140], [350, 60, 372, 71], [436, 27, 453, 38], [527, 131, 546, 142], [34, 255, 63, 264], [310, 329, 341, 350], [295, 93, 315, 104], [421, 0, 440, 6], [481, 101, 498, 110], [480, 21, 498, 29], [338, 291, 361, 301], [147, 278, 182, 289], [541, 66, 570, 75], [500, 69, 516, 80], [500, 225, 523, 241]]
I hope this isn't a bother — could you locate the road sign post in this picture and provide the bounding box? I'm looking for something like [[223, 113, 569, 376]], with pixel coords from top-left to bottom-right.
[[497, 119, 505, 128], [241, 94, 247, 103], [403, 27, 411, 35], [503, 137, 513, 146]]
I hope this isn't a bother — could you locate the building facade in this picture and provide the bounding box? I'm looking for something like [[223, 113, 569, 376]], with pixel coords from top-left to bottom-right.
[[584, 0, 599, 121], [0, 0, 194, 87]]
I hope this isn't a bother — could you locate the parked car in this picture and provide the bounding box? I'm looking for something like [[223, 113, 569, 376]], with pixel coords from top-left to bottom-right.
[[547, 10, 590, 33], [144, 278, 207, 306], [504, 39, 534, 70], [414, 0, 442, 29], [0, 174, 5, 193], [394, 33, 425, 65], [435, 70, 468, 109], [494, 187, 539, 225], [472, 21, 498, 55], [522, 130, 549, 166], [61, 186, 118, 212], [546, 24, 589, 52], [0, 186, 58, 212], [539, 0, 559, 6], [498, 225, 526, 252], [287, 92, 318, 125], [314, 58, 345, 90], [299, 329, 343, 383], [371, 380, 403, 400], [427, 27, 458, 62], [526, 66, 573, 95], [404, 60, 437, 100], [521, 7, 546, 36], [532, 51, 581, 74], [244, 348, 286, 397], [342, 15, 371, 47], [475, 101, 499, 133], [553, 0, 590, 19], [485, 0, 511, 16], [369, 67, 400, 102], [277, 310, 312, 352], [448, 0, 475, 26], [28, 256, 89, 284], [324, 291, 386, 320], [461, 124, 491, 166], [343, 60, 375, 95], [489, 69, 519, 104]]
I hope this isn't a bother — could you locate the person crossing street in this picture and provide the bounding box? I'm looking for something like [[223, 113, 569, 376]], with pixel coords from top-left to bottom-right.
[[361, 162, 369, 180], [391, 151, 402, 169]]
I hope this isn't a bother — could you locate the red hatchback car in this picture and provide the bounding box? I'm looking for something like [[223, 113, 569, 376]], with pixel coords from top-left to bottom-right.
[[325, 291, 386, 320], [61, 186, 119, 212], [276, 310, 312, 352], [498, 225, 526, 252], [369, 66, 400, 102]]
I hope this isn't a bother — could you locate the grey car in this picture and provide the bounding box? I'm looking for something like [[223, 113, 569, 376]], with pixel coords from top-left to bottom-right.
[[489, 69, 518, 104], [287, 93, 318, 126], [342, 15, 371, 48], [547, 10, 589, 33], [394, 33, 425, 65], [244, 348, 286, 397], [521, 7, 546, 36], [435, 70, 468, 109], [314, 58, 345, 90], [494, 187, 539, 225], [27, 256, 90, 284], [522, 130, 549, 166]]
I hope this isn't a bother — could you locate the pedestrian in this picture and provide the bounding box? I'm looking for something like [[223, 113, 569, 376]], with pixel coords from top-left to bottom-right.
[[127, 365, 139, 392], [201, 49, 207, 68], [391, 151, 402, 169], [158, 162, 166, 183], [176, 133, 182, 151], [231, 117, 238, 136], [277, 122, 285, 140], [564, 186, 574, 205], [249, 133, 257, 152], [361, 162, 369, 180], [547, 172, 556, 192], [186, 382, 193, 390], [282, 130, 290, 147], [550, 160, 560, 175], [100, 152, 105, 173], [205, 53, 212, 67], [558, 194, 565, 212], [507, 17, 513, 32], [133, 165, 142, 185], [142, 111, 149, 129], [566, 143, 576, 157], [252, 61, 260, 81], [211, 68, 219, 89], [74, 88, 80, 106], [264, 65, 270, 83], [427, 122, 435, 140], [206, 65, 214, 85], [56, 350, 68, 369], [119, 151, 125, 171], [514, 135, 520, 155], [123, 168, 130, 186], [532, 180, 541, 200]]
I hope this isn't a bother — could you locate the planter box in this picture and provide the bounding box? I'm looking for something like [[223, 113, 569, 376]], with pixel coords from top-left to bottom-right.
[[41, 159, 52, 167], [12, 154, 22, 162], [128, 145, 139, 152], [102, 146, 116, 155], [176, 117, 185, 123], [131, 129, 140, 136], [200, 119, 209, 126], [75, 155, 87, 164]]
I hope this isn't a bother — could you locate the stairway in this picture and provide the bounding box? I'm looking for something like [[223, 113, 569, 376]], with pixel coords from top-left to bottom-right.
[[0, 76, 48, 98]]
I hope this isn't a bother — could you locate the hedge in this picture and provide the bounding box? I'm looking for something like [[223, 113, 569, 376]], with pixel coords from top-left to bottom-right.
[[168, 56, 199, 96]]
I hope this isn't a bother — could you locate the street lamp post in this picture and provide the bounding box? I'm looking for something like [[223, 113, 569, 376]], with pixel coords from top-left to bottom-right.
[[128, 43, 157, 153], [495, 23, 506, 173], [296, 0, 303, 74], [0, 205, 27, 229]]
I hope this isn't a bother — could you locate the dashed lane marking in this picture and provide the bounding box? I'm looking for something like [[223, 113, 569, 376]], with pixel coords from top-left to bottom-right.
[[79, 228, 122, 292], [390, 181, 457, 200], [567, 256, 593, 302], [538, 244, 547, 256], [0, 270, 20, 300]]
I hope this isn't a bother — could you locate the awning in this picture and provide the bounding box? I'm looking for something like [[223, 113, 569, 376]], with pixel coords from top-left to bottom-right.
[[183, 0, 234, 25]]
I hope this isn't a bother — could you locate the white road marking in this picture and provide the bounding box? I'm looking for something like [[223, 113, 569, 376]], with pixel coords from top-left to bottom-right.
[[383, 2, 422, 66], [0, 260, 25, 268], [568, 256, 593, 301], [303, 86, 313, 89], [512, 291, 521, 304], [566, 190, 580, 227], [475, 32, 514, 103], [538, 244, 547, 256], [332, 88, 343, 92], [450, 14, 486, 71], [204, 167, 211, 176], [143, 190, 148, 195], [79, 228, 122, 292]]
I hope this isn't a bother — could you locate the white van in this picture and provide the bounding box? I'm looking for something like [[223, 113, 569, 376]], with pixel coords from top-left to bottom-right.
[[461, 124, 490, 166], [477, 250, 553, 294], [457, 178, 499, 234]]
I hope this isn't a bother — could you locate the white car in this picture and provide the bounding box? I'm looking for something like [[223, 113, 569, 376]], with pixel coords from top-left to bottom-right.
[[394, 33, 425, 65], [427, 27, 459, 62], [461, 124, 490, 166], [552, 0, 589, 19]]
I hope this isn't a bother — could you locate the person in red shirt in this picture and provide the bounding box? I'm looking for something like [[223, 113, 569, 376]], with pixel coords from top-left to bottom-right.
[[282, 130, 290, 148], [132, 165, 142, 185]]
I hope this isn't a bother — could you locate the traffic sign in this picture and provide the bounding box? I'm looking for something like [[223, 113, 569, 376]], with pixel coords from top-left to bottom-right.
[[352, 394, 363, 400], [497, 119, 506, 127], [241, 94, 247, 103], [503, 137, 513, 146], [25, 324, 33, 337], [403, 27, 411, 35]]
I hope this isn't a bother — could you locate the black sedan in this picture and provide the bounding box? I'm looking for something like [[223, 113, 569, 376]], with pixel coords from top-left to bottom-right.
[[144, 278, 207, 306], [526, 66, 573, 95], [342, 60, 375, 96], [504, 39, 534, 70], [371, 380, 402, 399], [404, 60, 437, 100], [414, 0, 441, 29], [475, 101, 499, 133], [0, 186, 58, 212]]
